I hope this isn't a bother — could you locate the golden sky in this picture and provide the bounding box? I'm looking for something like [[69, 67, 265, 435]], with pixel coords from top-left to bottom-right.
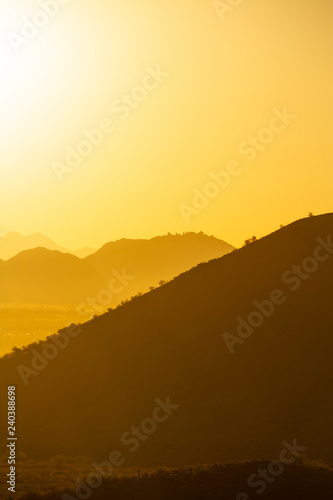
[[0, 0, 332, 249]]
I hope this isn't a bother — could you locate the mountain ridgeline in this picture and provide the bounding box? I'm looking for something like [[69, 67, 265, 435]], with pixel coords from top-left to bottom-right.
[[0, 231, 95, 260], [0, 215, 332, 467], [0, 233, 234, 305]]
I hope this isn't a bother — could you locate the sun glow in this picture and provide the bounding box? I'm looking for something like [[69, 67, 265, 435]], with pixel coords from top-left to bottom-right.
[[0, 3, 70, 133], [0, 0, 331, 248]]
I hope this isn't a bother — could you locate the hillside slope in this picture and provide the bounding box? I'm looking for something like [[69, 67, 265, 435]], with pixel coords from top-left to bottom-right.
[[0, 215, 332, 467]]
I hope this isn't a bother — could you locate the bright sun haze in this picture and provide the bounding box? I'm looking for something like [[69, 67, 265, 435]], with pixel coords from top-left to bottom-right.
[[0, 0, 332, 248]]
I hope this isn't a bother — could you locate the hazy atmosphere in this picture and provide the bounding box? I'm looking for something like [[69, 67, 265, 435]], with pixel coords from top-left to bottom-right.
[[0, 0, 332, 248], [0, 1, 332, 499]]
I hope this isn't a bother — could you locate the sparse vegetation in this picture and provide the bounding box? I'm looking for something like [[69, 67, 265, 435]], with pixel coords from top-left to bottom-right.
[[243, 235, 257, 246], [9, 461, 333, 500]]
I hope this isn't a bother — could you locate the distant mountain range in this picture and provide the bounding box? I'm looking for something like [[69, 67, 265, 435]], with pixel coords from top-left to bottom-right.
[[1, 214, 332, 466], [0, 233, 234, 305], [0, 231, 96, 260]]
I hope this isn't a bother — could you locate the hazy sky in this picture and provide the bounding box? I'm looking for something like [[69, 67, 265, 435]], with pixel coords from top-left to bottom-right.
[[0, 0, 332, 248]]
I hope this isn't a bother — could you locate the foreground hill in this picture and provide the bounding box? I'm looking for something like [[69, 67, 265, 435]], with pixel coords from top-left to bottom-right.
[[0, 233, 234, 305], [0, 232, 95, 260], [0, 214, 332, 467]]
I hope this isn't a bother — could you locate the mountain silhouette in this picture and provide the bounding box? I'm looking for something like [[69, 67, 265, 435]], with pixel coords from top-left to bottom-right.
[[0, 214, 332, 467], [0, 248, 105, 304], [84, 232, 234, 301], [0, 232, 95, 260], [0, 233, 234, 305]]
